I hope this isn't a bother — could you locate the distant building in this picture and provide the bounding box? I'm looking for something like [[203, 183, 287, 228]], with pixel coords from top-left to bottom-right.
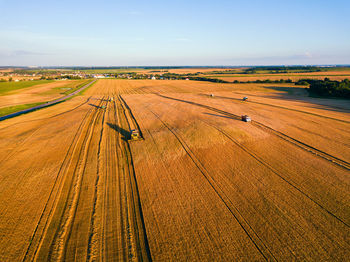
[[151, 76, 156, 80], [94, 75, 105, 79]]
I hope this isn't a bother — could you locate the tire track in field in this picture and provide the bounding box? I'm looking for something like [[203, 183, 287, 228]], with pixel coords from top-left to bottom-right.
[[128, 89, 349, 257], [145, 93, 350, 228], [119, 95, 144, 139], [205, 93, 350, 124], [113, 97, 130, 261], [85, 91, 151, 261], [55, 97, 106, 262], [287, 123, 350, 148], [105, 95, 128, 260], [115, 93, 138, 261], [110, 92, 129, 260], [23, 98, 102, 261], [153, 93, 350, 225], [115, 94, 152, 261], [202, 120, 350, 228], [86, 96, 107, 261], [0, 96, 92, 131], [0, 97, 92, 165], [28, 97, 105, 261], [253, 121, 350, 170], [86, 96, 114, 261], [21, 100, 96, 262], [156, 93, 350, 171], [233, 91, 350, 114], [146, 107, 277, 261]]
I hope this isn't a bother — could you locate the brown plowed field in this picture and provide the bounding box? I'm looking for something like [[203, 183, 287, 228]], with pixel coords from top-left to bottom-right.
[[0, 79, 349, 261]]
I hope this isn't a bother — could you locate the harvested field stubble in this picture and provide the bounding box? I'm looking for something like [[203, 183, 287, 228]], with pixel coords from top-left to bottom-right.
[[0, 79, 349, 261]]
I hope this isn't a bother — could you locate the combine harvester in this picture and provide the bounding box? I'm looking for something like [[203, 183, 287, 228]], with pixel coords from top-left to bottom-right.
[[130, 129, 142, 141], [241, 115, 251, 122]]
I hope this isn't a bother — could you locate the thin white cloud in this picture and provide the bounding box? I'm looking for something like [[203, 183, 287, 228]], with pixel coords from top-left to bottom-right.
[[13, 50, 48, 56], [0, 50, 49, 58], [0, 29, 104, 43], [304, 51, 312, 58]]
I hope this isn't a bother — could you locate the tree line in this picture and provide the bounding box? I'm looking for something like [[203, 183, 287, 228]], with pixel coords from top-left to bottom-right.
[[296, 78, 350, 98]]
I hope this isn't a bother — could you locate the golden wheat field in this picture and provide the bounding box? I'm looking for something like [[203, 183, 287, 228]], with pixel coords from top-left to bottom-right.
[[0, 79, 349, 261]]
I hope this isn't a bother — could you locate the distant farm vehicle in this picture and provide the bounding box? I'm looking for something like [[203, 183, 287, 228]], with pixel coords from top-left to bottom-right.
[[210, 94, 215, 98], [241, 115, 251, 122], [243, 97, 248, 101], [130, 129, 142, 141], [101, 105, 106, 109]]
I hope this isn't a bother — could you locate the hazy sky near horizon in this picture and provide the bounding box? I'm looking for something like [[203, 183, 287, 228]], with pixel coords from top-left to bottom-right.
[[0, 0, 349, 66]]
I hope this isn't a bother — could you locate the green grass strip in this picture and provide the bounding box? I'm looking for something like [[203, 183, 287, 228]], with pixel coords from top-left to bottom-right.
[[78, 79, 97, 95], [0, 80, 53, 95], [0, 102, 44, 117]]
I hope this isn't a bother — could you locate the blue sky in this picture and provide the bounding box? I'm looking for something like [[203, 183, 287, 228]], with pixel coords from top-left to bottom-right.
[[0, 0, 349, 66]]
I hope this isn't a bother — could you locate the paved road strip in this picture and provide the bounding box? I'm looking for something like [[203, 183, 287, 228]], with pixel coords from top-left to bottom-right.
[[0, 80, 96, 122]]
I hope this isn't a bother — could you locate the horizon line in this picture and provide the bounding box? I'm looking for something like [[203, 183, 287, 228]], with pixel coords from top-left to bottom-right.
[[1, 64, 350, 69]]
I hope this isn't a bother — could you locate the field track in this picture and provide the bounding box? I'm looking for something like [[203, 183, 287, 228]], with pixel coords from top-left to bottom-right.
[[0, 97, 93, 166], [146, 108, 277, 260], [204, 93, 350, 124], [201, 121, 349, 227], [16, 95, 150, 261], [146, 95, 349, 228], [156, 93, 350, 171]]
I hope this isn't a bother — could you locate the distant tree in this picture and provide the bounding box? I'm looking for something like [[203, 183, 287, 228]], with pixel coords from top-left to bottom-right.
[[8, 77, 13, 82], [306, 79, 350, 98], [295, 80, 309, 86]]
